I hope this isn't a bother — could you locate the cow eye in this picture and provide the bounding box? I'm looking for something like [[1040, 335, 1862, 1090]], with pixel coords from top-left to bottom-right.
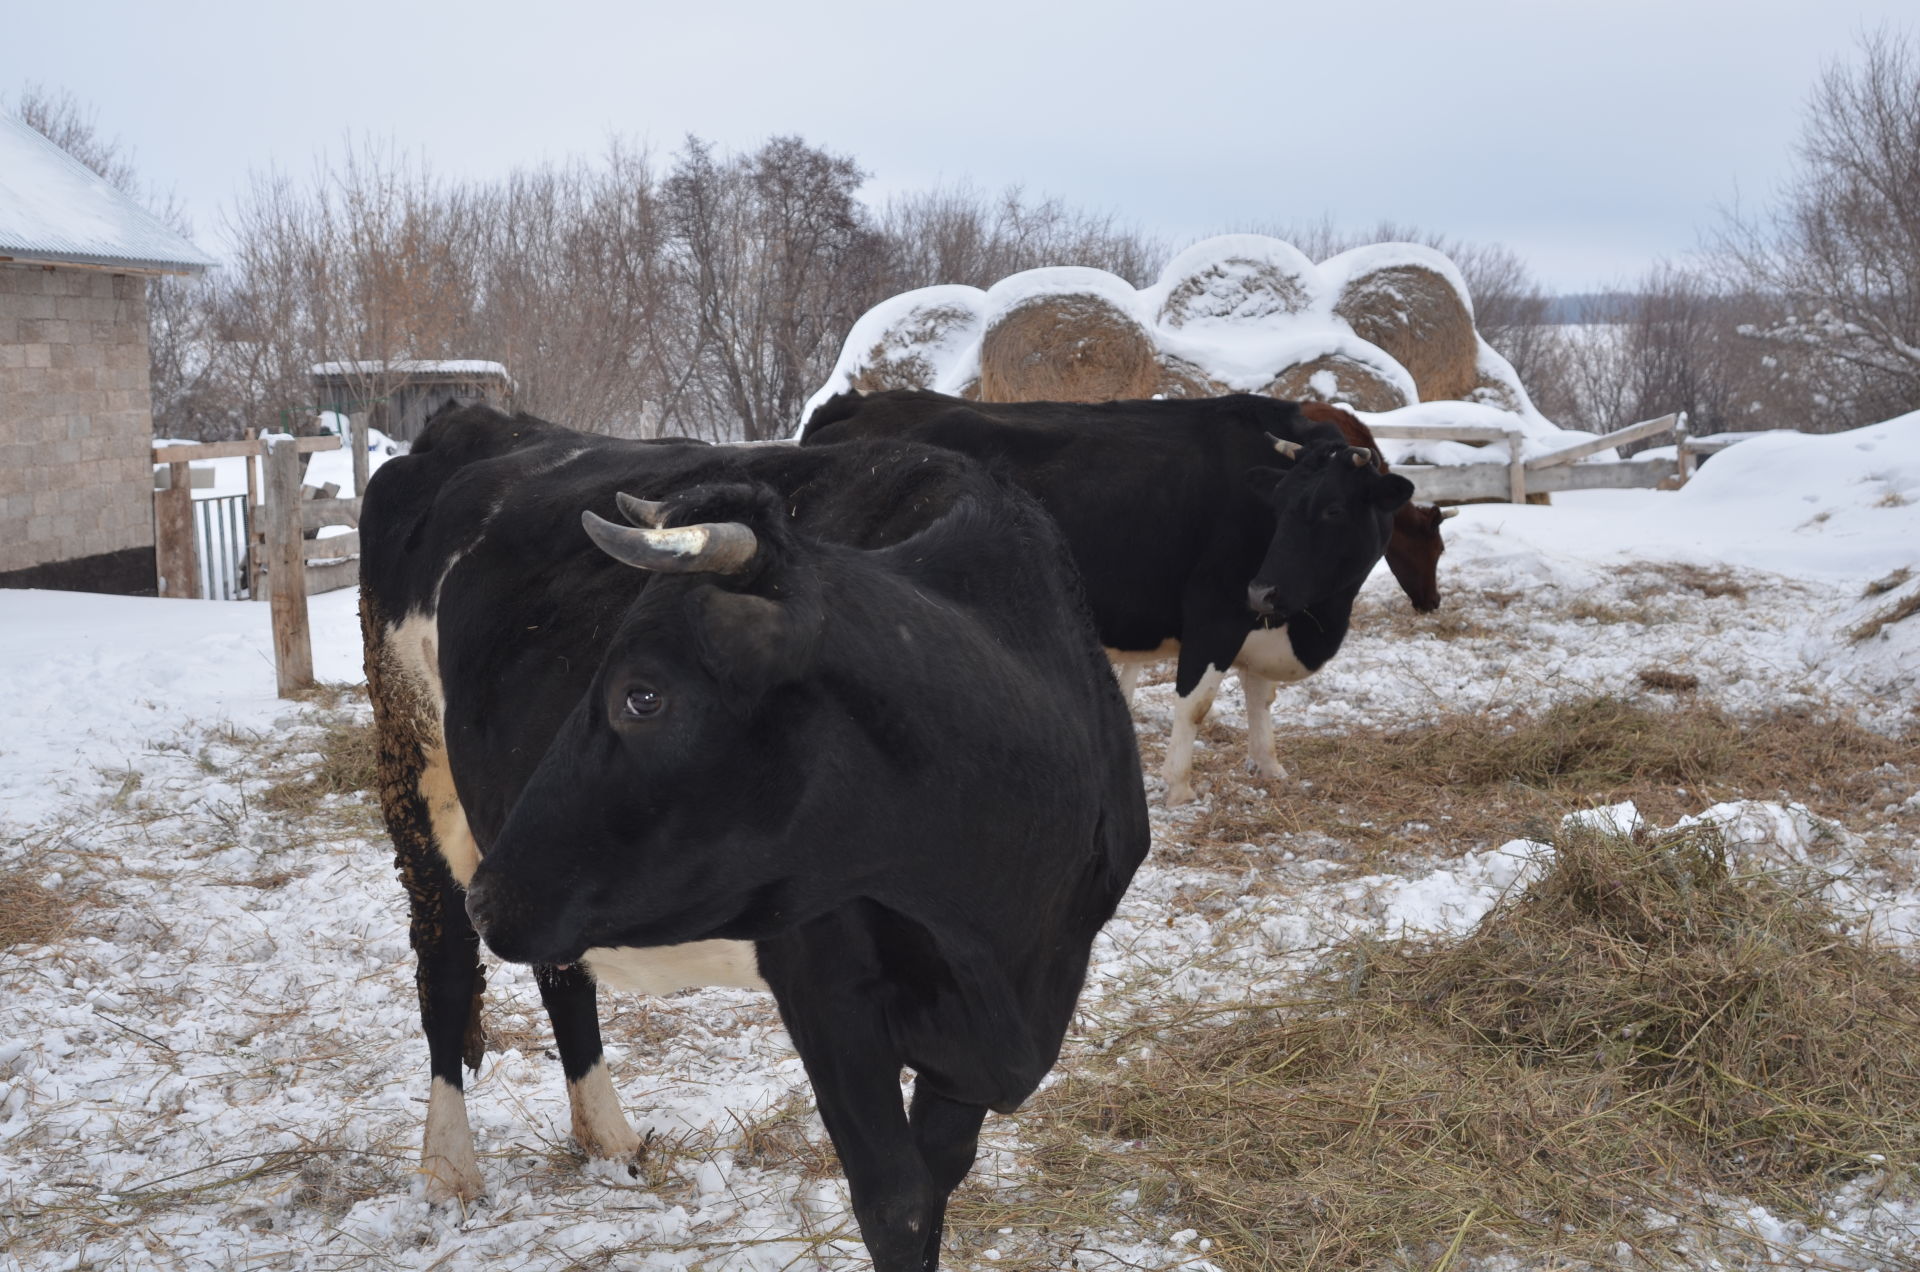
[[623, 688, 665, 719]]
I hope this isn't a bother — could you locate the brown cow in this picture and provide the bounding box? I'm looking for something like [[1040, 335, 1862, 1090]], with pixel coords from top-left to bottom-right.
[[1299, 402, 1455, 612]]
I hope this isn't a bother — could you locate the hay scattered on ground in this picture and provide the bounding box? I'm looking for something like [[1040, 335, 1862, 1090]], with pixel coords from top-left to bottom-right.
[[1851, 587, 1920, 644], [979, 295, 1159, 403], [1637, 667, 1702, 693], [970, 824, 1920, 1271], [0, 862, 81, 948], [1173, 696, 1914, 866], [259, 693, 380, 815], [1864, 567, 1912, 598], [1333, 263, 1479, 403], [1263, 353, 1411, 413]]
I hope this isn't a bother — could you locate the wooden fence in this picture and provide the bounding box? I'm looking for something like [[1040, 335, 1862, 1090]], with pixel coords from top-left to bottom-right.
[[1376, 413, 1686, 503], [151, 414, 371, 696]]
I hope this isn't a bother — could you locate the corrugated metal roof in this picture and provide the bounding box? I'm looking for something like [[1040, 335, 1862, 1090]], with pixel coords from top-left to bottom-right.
[[0, 112, 216, 274]]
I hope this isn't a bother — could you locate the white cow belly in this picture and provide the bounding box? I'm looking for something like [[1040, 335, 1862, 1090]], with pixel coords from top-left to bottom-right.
[[1104, 640, 1180, 667], [1234, 626, 1311, 684], [583, 939, 769, 994]]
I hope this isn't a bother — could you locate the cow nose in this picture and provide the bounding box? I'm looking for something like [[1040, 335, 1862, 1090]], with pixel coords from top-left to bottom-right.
[[1247, 583, 1275, 615]]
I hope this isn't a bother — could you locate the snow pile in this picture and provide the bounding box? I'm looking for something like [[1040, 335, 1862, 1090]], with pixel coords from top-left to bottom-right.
[[802, 234, 1563, 448]]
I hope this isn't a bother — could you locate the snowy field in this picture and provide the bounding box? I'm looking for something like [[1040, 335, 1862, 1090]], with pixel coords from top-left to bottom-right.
[[3, 417, 1918, 1271]]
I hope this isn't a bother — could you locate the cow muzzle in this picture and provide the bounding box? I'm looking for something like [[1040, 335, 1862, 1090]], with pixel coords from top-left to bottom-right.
[[464, 872, 583, 966], [1247, 582, 1278, 617]]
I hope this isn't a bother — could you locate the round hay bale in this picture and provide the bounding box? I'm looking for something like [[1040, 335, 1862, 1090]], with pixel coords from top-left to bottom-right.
[[980, 269, 1157, 403], [1463, 340, 1541, 417], [839, 286, 987, 393], [1155, 353, 1231, 399], [1153, 234, 1317, 331], [1326, 245, 1478, 403], [1263, 354, 1412, 413]]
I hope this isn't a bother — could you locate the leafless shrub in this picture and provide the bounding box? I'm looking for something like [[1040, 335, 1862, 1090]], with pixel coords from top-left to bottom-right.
[[1715, 28, 1920, 430]]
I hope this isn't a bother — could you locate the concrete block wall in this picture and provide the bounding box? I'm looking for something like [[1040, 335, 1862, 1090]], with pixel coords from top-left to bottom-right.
[[0, 263, 156, 574]]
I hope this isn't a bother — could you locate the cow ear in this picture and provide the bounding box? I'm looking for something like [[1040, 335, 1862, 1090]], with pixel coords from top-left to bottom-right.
[[693, 588, 819, 703], [1371, 472, 1416, 512], [1245, 466, 1288, 500]]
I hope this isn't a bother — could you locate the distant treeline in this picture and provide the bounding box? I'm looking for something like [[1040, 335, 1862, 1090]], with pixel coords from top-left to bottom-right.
[[10, 28, 1917, 442]]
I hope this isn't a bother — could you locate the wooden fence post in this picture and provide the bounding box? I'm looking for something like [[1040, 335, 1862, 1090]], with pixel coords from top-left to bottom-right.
[[152, 457, 200, 599], [1506, 431, 1527, 504], [349, 412, 371, 497], [263, 435, 314, 696]]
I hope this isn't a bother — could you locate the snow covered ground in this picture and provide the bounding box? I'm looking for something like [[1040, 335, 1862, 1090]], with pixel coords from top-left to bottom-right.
[[2, 420, 1916, 1270]]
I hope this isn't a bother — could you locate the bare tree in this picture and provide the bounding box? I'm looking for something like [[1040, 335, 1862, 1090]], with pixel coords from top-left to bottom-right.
[[1716, 27, 1920, 427], [879, 183, 1164, 290]]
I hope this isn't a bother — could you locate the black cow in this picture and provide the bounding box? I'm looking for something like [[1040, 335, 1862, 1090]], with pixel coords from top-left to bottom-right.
[[358, 404, 1147, 1272], [801, 390, 1415, 805]]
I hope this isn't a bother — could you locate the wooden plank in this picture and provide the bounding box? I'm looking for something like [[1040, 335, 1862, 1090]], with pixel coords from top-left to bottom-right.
[[1526, 414, 1679, 470], [151, 435, 340, 464], [1404, 457, 1679, 502], [1361, 423, 1516, 443], [153, 461, 199, 598], [243, 429, 263, 601], [1507, 431, 1527, 504], [350, 412, 370, 497], [263, 436, 313, 696], [304, 559, 359, 597], [303, 531, 361, 561], [301, 497, 363, 533], [1535, 458, 1678, 493]]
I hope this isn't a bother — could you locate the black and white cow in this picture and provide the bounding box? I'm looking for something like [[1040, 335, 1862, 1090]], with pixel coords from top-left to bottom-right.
[[358, 404, 1147, 1272], [801, 390, 1415, 805]]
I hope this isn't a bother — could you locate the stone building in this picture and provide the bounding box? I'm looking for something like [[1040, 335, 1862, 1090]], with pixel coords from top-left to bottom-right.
[[0, 112, 214, 593]]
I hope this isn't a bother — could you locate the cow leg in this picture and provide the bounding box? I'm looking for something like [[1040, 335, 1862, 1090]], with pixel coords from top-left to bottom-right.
[[411, 869, 489, 1203], [366, 610, 489, 1204], [907, 1081, 989, 1271], [782, 1005, 937, 1271], [1162, 662, 1226, 806], [1238, 670, 1287, 780], [535, 964, 641, 1161], [1114, 662, 1139, 706]]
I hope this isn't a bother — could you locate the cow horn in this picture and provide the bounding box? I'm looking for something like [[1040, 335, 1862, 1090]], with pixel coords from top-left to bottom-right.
[[1265, 433, 1303, 460], [1438, 506, 1460, 520], [1349, 447, 1374, 468], [616, 493, 669, 528], [581, 510, 759, 574]]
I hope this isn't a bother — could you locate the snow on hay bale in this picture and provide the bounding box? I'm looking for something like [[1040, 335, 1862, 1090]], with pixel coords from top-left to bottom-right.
[[1155, 352, 1232, 399], [1153, 235, 1317, 331], [1323, 244, 1479, 404], [979, 268, 1158, 403], [800, 285, 986, 427], [1259, 334, 1417, 413]]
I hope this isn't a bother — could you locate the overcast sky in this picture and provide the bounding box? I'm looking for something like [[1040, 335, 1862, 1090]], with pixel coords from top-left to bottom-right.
[[5, 1, 1911, 293]]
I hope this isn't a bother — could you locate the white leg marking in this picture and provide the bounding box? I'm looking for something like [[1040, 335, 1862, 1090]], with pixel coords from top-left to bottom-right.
[[1239, 670, 1287, 780], [421, 1076, 484, 1204], [582, 940, 769, 995], [1161, 664, 1226, 807], [1115, 663, 1139, 706], [568, 1059, 641, 1161]]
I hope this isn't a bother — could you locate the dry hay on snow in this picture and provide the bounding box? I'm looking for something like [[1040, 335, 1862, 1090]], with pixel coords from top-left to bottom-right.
[[980, 822, 1920, 1272], [1262, 352, 1411, 412], [1333, 262, 1479, 403], [979, 293, 1159, 403]]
